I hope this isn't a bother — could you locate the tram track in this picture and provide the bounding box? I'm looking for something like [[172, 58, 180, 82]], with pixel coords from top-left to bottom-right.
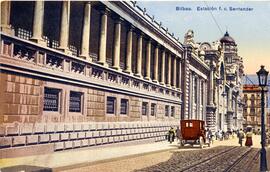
[[180, 146, 239, 172], [224, 148, 260, 172], [182, 147, 260, 172], [135, 146, 260, 172]]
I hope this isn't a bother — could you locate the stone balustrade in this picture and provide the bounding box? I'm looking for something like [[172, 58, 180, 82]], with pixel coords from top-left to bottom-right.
[[0, 33, 182, 103]]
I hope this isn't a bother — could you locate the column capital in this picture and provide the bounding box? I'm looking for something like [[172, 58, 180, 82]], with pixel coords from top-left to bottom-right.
[[85, 1, 93, 5], [137, 31, 145, 38], [101, 7, 110, 15], [147, 38, 153, 44], [129, 25, 135, 31], [155, 43, 161, 48], [115, 17, 124, 24]]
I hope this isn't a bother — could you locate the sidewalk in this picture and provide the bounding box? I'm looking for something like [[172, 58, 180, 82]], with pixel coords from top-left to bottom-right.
[[0, 136, 261, 171], [0, 141, 179, 171]]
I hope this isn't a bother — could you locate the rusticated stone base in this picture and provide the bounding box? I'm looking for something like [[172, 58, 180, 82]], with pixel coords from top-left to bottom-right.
[[0, 121, 178, 158]]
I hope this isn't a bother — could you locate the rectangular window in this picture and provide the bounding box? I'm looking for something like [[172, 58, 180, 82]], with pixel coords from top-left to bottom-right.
[[142, 102, 148, 116], [69, 91, 82, 113], [165, 105, 169, 117], [120, 99, 128, 115], [171, 106, 175, 117], [107, 97, 116, 114], [43, 87, 61, 112], [151, 103, 156, 116]]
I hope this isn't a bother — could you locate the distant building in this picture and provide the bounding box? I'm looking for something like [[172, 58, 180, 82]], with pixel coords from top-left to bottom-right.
[[243, 85, 269, 131]]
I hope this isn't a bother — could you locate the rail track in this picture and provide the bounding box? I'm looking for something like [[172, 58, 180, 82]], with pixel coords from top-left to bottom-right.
[[135, 146, 260, 172], [182, 147, 260, 172]]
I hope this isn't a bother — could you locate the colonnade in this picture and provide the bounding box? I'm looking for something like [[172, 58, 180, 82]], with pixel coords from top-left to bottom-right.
[[188, 71, 206, 120], [1, 1, 183, 89]]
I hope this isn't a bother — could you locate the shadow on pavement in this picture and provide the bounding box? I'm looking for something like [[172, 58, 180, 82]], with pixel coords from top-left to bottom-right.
[[168, 144, 204, 149], [1, 165, 52, 172]]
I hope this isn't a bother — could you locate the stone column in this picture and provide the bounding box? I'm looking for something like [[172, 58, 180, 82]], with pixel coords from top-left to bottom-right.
[[228, 87, 233, 111], [209, 64, 214, 105], [80, 2, 92, 61], [58, 1, 72, 54], [0, 1, 12, 34], [197, 78, 201, 119], [167, 53, 171, 87], [124, 26, 134, 74], [178, 60, 182, 90], [98, 8, 109, 66], [30, 1, 46, 45], [153, 45, 159, 82], [160, 50, 165, 85], [189, 72, 193, 119], [172, 56, 177, 88], [135, 33, 143, 77], [112, 18, 122, 70], [145, 39, 151, 80]]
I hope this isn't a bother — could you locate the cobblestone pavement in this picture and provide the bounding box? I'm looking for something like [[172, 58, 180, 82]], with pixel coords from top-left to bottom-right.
[[58, 136, 264, 172], [136, 146, 260, 172]]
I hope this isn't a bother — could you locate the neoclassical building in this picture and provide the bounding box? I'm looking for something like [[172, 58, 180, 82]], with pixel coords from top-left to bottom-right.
[[0, 1, 244, 157]]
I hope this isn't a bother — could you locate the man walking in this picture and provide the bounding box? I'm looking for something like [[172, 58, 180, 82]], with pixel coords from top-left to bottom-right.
[[238, 129, 245, 147], [168, 127, 176, 144]]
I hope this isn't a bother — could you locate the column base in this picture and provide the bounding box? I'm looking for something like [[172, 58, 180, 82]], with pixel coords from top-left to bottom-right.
[[97, 61, 108, 68], [159, 82, 165, 85], [123, 70, 133, 75], [30, 37, 47, 46], [144, 76, 151, 80], [166, 84, 171, 88], [152, 79, 158, 83], [57, 47, 73, 56], [112, 66, 122, 71], [1, 25, 14, 35], [79, 54, 92, 62], [134, 73, 142, 78]]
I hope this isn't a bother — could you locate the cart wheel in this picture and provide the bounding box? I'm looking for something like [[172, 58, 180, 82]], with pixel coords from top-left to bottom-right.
[[199, 137, 204, 149], [180, 140, 185, 147]]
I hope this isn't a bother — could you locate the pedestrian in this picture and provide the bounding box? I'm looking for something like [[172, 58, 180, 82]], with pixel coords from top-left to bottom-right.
[[168, 127, 176, 144], [206, 128, 213, 144], [221, 130, 225, 141], [238, 129, 244, 147], [215, 131, 219, 140], [245, 128, 253, 147], [176, 126, 180, 141]]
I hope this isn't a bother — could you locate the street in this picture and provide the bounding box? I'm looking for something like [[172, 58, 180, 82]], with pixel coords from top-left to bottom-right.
[[56, 135, 263, 172]]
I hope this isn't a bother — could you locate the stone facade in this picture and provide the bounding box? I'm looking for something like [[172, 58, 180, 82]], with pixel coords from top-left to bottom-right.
[[0, 1, 181, 157], [243, 85, 269, 131], [183, 30, 244, 132], [0, 1, 244, 156]]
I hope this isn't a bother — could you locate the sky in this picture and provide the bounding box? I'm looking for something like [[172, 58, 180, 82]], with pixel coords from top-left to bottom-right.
[[137, 1, 270, 75]]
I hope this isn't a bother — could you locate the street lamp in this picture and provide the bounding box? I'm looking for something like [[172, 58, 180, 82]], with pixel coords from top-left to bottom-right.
[[222, 91, 227, 131], [257, 65, 269, 172]]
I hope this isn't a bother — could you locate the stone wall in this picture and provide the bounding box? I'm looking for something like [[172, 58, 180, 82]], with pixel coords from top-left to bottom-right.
[[0, 72, 44, 123], [0, 72, 180, 156], [0, 121, 178, 158], [0, 73, 181, 124]]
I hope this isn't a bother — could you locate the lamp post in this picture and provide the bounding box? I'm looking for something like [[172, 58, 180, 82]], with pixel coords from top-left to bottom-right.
[[257, 65, 269, 172], [222, 91, 227, 131]]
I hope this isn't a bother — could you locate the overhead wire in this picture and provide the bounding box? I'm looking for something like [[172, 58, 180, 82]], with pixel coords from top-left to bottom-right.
[[203, 1, 223, 36]]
